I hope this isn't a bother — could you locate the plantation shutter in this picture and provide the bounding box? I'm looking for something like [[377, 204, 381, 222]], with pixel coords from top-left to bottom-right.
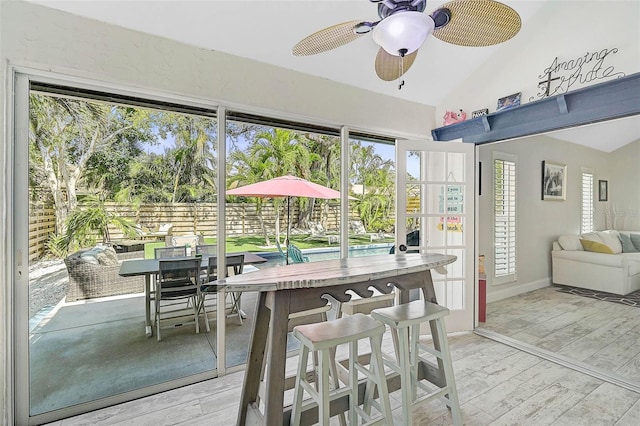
[[581, 171, 594, 233], [494, 156, 517, 284]]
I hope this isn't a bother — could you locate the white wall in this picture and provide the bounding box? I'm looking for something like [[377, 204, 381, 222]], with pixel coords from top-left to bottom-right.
[[438, 1, 640, 118], [477, 134, 640, 302], [609, 139, 640, 230], [0, 2, 440, 423]]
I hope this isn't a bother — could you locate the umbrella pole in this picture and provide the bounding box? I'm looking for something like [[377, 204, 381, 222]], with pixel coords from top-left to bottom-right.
[[285, 196, 290, 265]]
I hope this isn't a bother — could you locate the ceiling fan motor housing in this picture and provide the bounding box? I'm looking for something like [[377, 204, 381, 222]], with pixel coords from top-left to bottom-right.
[[377, 0, 427, 19]]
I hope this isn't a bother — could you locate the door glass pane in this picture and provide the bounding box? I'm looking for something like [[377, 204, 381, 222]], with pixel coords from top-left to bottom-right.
[[28, 91, 218, 415], [426, 216, 444, 246], [426, 184, 445, 214], [426, 151, 446, 181], [446, 216, 465, 245], [348, 138, 395, 257], [447, 152, 466, 182]]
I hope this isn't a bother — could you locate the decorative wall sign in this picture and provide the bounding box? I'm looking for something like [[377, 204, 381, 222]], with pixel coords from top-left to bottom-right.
[[542, 160, 567, 201], [529, 47, 626, 102], [472, 108, 489, 118], [496, 93, 521, 111]]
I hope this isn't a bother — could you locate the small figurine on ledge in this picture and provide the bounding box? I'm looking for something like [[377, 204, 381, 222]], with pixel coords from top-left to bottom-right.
[[443, 109, 467, 126]]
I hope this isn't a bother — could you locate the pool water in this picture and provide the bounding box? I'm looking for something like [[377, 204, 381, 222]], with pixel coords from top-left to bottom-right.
[[257, 243, 394, 268]]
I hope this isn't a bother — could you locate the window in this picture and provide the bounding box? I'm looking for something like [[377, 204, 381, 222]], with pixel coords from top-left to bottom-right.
[[493, 154, 516, 284], [581, 170, 594, 233]]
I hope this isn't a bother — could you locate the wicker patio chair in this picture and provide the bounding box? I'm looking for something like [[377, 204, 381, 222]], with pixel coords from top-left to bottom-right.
[[64, 247, 144, 302]]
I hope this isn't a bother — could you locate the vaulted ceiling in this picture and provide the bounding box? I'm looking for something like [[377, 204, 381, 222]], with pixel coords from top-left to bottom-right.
[[26, 0, 640, 151]]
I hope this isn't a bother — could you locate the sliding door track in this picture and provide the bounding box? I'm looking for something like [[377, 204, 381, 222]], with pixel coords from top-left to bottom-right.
[[474, 327, 640, 394]]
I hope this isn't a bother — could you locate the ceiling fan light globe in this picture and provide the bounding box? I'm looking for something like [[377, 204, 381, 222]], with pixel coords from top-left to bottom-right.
[[372, 11, 434, 56]]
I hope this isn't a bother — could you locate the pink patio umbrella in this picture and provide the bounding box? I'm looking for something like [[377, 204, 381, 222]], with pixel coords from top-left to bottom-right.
[[226, 175, 341, 264]]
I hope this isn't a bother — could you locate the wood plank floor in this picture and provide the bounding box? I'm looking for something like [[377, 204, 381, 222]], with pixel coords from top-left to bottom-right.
[[482, 286, 640, 385], [47, 286, 640, 426]]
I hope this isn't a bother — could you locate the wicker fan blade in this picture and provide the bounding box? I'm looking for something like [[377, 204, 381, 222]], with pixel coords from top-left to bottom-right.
[[433, 0, 521, 47], [375, 48, 418, 81], [292, 20, 366, 56]]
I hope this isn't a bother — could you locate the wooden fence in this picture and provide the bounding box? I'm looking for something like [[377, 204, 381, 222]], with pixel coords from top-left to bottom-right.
[[28, 201, 357, 259], [29, 203, 56, 261]]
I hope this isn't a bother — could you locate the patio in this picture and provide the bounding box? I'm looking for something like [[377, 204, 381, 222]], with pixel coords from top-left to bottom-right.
[[26, 237, 394, 416], [28, 276, 300, 415]]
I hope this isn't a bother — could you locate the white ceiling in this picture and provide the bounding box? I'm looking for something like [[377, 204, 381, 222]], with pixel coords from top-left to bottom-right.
[[26, 0, 640, 151]]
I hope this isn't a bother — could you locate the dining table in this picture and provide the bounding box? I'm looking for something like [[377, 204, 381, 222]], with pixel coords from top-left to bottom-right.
[[213, 252, 457, 426], [118, 252, 267, 338]]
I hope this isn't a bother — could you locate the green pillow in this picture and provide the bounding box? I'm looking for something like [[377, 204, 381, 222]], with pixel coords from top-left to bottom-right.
[[619, 233, 639, 253], [580, 239, 614, 254], [631, 234, 640, 252]]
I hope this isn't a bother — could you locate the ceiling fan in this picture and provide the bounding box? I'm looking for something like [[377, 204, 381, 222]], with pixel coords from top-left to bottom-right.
[[292, 0, 521, 85]]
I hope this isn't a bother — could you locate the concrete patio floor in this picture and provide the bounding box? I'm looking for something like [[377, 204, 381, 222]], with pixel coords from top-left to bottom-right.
[[29, 291, 262, 415]]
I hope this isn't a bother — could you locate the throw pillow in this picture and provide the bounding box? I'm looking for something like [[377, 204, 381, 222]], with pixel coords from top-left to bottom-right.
[[580, 239, 615, 254], [619, 233, 639, 253], [558, 235, 583, 251], [80, 247, 100, 265], [581, 232, 602, 243], [631, 234, 640, 252], [597, 230, 622, 254], [95, 246, 119, 266]]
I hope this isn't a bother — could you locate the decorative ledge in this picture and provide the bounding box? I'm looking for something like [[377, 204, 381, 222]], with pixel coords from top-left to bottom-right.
[[431, 72, 640, 144]]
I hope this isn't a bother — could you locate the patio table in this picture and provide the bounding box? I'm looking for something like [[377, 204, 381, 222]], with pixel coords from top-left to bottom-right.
[[118, 252, 267, 337], [214, 252, 457, 426]]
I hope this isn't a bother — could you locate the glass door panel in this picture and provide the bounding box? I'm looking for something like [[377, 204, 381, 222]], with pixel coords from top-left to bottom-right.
[[395, 140, 475, 332]]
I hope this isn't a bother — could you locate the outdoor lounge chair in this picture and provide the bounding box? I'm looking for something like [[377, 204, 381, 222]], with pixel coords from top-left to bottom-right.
[[275, 239, 309, 264], [303, 221, 339, 245], [349, 220, 382, 242], [288, 243, 309, 264], [64, 246, 144, 302], [135, 223, 173, 240]]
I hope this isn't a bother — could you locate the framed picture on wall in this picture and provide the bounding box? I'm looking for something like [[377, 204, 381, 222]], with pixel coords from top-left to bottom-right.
[[496, 92, 521, 111], [541, 160, 567, 201], [599, 180, 608, 201]]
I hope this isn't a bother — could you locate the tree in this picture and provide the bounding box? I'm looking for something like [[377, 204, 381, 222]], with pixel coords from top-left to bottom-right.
[[156, 113, 217, 202], [300, 133, 340, 228], [350, 141, 395, 231], [228, 128, 318, 245], [51, 195, 138, 254], [29, 94, 150, 234]]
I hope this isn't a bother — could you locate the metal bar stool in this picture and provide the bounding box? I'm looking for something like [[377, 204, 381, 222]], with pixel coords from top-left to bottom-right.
[[290, 313, 392, 426], [371, 300, 462, 426]]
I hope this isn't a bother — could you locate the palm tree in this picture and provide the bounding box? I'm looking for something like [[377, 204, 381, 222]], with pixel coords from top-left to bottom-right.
[[52, 195, 137, 254], [228, 128, 317, 245]]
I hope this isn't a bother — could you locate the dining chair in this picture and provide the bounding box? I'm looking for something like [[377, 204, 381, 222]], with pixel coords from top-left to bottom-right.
[[154, 246, 187, 258], [195, 244, 216, 255], [152, 246, 191, 317], [154, 258, 204, 341], [198, 254, 245, 325]]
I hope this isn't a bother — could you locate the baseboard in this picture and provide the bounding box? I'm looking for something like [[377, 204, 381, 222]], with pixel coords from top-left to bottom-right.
[[486, 278, 551, 303]]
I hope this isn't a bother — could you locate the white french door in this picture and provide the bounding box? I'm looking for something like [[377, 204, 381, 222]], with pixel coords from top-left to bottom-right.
[[395, 140, 476, 332]]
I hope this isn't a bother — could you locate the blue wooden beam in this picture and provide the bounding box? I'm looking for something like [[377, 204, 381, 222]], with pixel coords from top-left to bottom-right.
[[431, 72, 640, 144]]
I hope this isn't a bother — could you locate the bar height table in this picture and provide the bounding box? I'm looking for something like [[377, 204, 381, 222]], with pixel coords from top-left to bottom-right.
[[214, 252, 457, 426]]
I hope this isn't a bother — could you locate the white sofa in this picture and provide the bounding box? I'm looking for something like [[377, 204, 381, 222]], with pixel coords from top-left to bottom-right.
[[552, 230, 640, 295]]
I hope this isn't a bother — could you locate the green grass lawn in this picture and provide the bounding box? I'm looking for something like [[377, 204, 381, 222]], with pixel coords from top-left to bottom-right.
[[144, 234, 393, 258]]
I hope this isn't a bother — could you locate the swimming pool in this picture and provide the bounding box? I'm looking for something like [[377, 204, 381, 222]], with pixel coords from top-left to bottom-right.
[[256, 243, 394, 268]]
